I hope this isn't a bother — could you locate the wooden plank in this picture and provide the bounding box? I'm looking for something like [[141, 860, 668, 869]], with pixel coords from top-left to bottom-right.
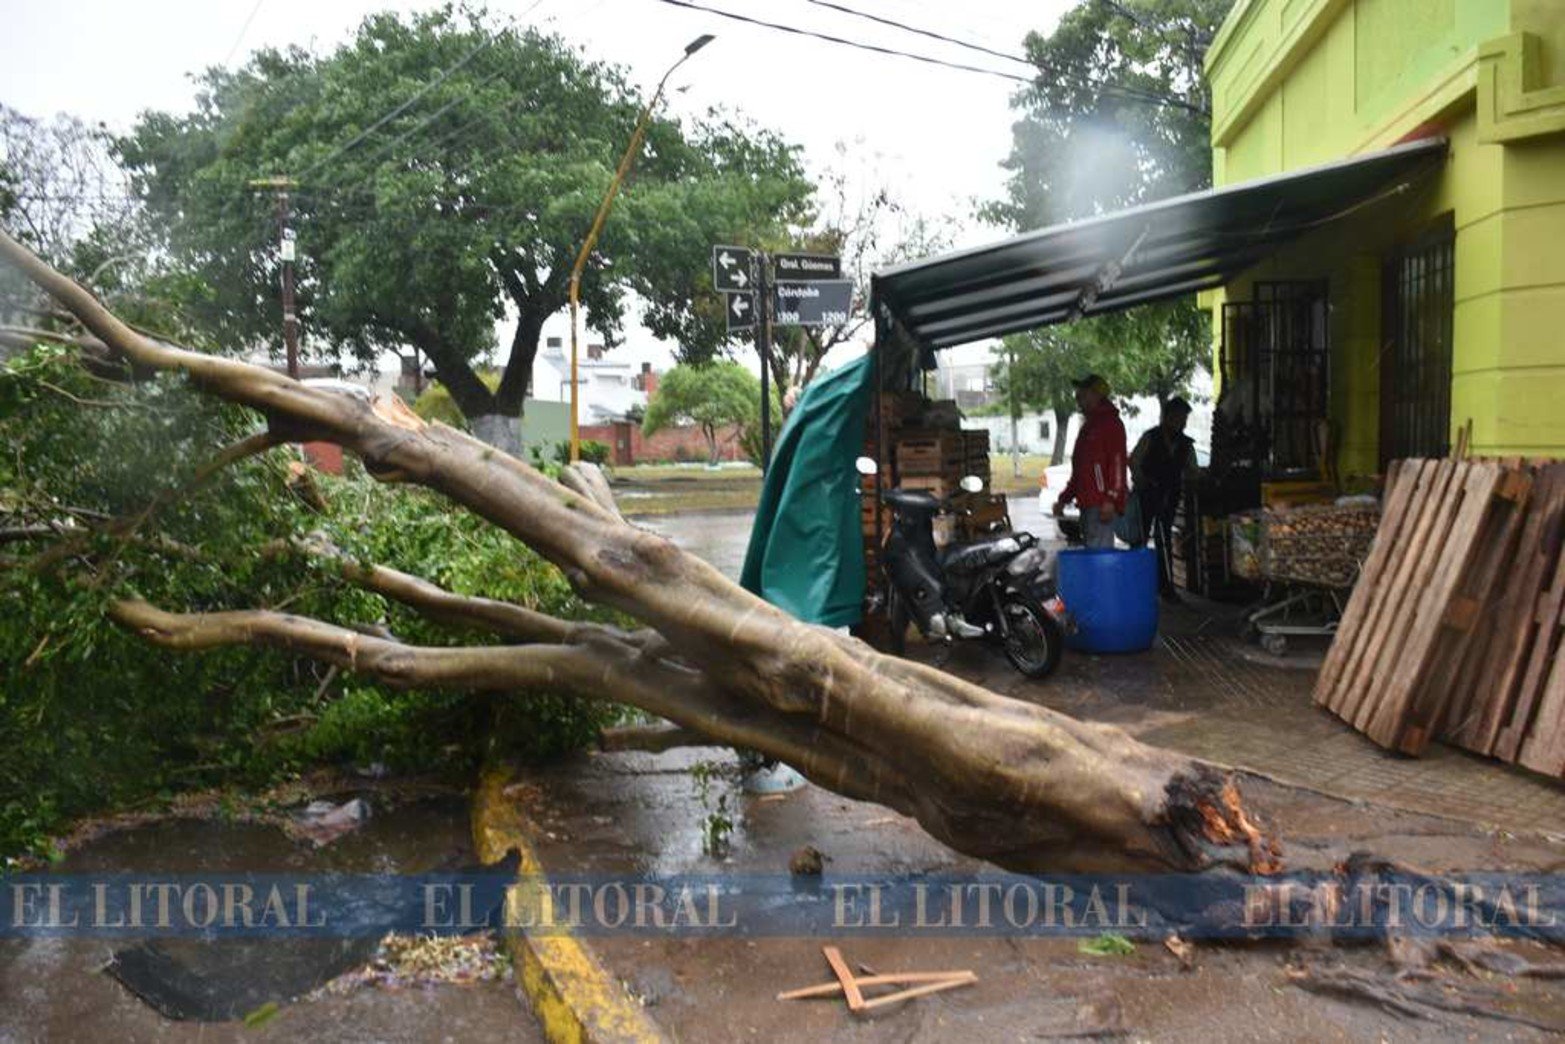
[[1344, 459, 1466, 732], [1314, 460, 1423, 712], [1495, 547, 1565, 763], [1332, 460, 1456, 725], [822, 946, 865, 1012], [1400, 465, 1532, 753], [1518, 645, 1565, 778], [858, 974, 978, 1011], [1326, 459, 1439, 716], [1421, 457, 1530, 747], [1360, 462, 1504, 749], [1441, 596, 1483, 632], [1448, 464, 1565, 753]]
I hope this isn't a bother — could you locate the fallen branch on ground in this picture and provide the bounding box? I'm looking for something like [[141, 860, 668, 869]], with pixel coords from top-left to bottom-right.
[[1, 229, 1281, 875]]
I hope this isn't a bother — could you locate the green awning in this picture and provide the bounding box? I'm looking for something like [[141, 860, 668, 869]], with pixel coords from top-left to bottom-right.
[[740, 353, 873, 627]]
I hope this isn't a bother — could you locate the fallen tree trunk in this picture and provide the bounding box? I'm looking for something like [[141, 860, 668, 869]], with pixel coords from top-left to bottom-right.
[[0, 230, 1280, 875]]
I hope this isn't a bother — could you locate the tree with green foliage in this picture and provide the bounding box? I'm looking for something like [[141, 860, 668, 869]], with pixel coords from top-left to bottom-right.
[[982, 0, 1232, 451], [117, 6, 813, 450], [993, 300, 1207, 463], [0, 106, 179, 338], [641, 360, 762, 465], [0, 342, 616, 858]]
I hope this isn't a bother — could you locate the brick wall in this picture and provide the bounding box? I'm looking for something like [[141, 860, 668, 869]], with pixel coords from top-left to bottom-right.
[[579, 421, 747, 465]]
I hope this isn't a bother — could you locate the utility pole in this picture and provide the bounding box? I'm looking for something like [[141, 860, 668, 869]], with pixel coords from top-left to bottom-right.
[[755, 251, 773, 473], [1008, 340, 1021, 480], [249, 176, 300, 378]]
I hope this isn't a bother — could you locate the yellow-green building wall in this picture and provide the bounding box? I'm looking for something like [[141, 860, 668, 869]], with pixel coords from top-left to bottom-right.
[[1203, 0, 1565, 474]]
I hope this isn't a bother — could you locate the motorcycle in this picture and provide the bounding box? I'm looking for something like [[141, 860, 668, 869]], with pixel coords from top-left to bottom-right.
[[858, 457, 1066, 678]]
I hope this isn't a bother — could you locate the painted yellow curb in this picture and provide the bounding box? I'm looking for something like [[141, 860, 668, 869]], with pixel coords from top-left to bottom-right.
[[472, 762, 667, 1044]]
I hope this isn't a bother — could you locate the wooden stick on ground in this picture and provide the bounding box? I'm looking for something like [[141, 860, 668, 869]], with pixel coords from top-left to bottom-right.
[[781, 946, 977, 1013], [822, 945, 867, 1012], [778, 970, 977, 1000]]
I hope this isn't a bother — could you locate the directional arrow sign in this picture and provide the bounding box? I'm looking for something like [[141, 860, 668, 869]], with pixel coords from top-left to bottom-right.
[[773, 252, 841, 280], [725, 291, 756, 333], [712, 245, 753, 293], [773, 279, 853, 327]]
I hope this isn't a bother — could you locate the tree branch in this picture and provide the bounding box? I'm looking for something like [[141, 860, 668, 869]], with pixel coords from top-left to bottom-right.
[[3, 230, 1279, 874], [558, 462, 622, 520]]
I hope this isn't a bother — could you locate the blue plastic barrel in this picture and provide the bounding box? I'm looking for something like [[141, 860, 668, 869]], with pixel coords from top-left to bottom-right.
[[1057, 547, 1159, 653]]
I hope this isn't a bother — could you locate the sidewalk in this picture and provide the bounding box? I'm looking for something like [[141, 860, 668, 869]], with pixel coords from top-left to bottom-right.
[[922, 597, 1565, 837]]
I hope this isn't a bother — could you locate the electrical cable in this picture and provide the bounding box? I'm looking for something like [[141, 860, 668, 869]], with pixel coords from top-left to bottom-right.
[[313, 67, 509, 191], [802, 0, 1033, 68], [223, 0, 267, 67], [292, 33, 496, 183], [650, 0, 1201, 113], [798, 0, 1197, 112], [648, 0, 1032, 84]]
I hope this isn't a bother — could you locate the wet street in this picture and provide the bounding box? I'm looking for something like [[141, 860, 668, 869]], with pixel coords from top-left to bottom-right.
[[637, 494, 1055, 583], [0, 797, 542, 1044]]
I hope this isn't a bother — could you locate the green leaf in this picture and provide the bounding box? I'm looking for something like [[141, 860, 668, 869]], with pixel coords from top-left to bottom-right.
[[1078, 932, 1136, 957], [242, 1001, 280, 1028]]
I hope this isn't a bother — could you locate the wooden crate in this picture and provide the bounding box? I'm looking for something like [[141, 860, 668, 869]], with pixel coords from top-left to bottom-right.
[[896, 431, 964, 476], [1313, 458, 1542, 758], [951, 491, 1010, 538], [900, 475, 955, 498]]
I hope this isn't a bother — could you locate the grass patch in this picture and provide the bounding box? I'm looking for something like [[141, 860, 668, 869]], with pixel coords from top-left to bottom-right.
[[611, 464, 763, 515]]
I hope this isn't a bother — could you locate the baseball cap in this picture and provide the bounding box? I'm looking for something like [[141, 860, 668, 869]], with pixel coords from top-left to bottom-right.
[[1163, 396, 1192, 415], [1072, 374, 1110, 396]]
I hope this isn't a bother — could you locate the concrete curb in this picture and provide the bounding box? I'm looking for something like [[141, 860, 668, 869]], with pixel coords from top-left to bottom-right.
[[472, 762, 667, 1044]]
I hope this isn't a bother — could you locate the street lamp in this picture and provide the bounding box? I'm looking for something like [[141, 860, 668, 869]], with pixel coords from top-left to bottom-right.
[[567, 33, 715, 463]]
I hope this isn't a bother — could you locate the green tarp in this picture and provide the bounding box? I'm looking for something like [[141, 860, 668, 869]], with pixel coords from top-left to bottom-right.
[[740, 353, 873, 627]]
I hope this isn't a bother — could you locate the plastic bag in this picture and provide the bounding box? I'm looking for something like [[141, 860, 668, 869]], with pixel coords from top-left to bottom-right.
[[1113, 494, 1145, 546]]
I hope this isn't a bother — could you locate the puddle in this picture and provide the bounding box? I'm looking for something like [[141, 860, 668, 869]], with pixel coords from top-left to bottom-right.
[[0, 795, 539, 1039]]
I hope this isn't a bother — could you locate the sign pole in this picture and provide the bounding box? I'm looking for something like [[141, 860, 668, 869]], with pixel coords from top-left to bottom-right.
[[756, 250, 773, 473]]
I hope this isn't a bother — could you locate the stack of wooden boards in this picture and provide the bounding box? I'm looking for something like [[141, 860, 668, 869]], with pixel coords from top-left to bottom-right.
[[1314, 457, 1565, 777], [859, 392, 921, 593]]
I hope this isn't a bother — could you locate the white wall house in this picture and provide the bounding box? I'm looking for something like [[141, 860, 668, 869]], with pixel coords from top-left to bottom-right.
[[531, 336, 650, 424]]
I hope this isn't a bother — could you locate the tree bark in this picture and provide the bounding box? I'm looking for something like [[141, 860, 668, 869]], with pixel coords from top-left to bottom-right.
[[0, 230, 1281, 876], [468, 413, 524, 456], [1052, 406, 1072, 466]]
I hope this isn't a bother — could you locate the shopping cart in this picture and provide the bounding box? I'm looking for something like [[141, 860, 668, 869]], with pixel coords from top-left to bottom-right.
[[1230, 503, 1378, 656]]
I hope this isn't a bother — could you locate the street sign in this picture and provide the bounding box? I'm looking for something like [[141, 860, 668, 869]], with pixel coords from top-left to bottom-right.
[[773, 252, 841, 280], [773, 279, 853, 327], [712, 245, 753, 292], [726, 291, 757, 332]]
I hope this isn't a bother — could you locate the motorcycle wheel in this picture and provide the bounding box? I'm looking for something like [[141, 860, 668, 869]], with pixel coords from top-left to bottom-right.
[[1000, 595, 1064, 679], [886, 585, 910, 656]]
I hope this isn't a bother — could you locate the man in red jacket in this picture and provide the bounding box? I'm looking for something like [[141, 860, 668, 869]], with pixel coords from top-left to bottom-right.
[[1052, 374, 1127, 549]]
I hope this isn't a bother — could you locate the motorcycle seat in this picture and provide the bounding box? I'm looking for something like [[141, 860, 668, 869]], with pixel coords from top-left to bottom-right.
[[882, 489, 941, 513], [940, 533, 1022, 572]]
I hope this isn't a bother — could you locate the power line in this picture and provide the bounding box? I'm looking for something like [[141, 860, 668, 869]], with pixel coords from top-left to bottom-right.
[[223, 0, 267, 67], [649, 0, 1202, 113], [801, 0, 1033, 68], [316, 68, 509, 191], [648, 0, 1033, 85], [799, 0, 1190, 111], [293, 33, 496, 183]]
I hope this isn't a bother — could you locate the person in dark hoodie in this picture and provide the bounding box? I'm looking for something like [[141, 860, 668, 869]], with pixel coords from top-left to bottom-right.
[[1052, 374, 1127, 549], [1131, 396, 1198, 598]]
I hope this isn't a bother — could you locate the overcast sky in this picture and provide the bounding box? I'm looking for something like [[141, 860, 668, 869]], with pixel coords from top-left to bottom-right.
[[0, 0, 1073, 374]]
